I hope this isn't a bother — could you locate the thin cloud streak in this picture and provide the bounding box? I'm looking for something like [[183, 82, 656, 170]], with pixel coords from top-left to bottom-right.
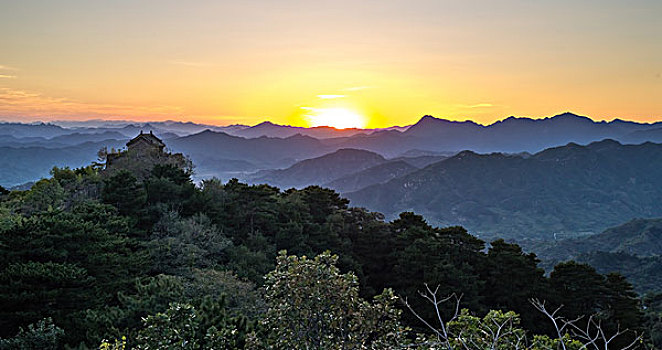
[[457, 103, 495, 109], [317, 95, 345, 99], [0, 74, 17, 79], [0, 87, 184, 119], [343, 86, 371, 91], [168, 60, 212, 67]]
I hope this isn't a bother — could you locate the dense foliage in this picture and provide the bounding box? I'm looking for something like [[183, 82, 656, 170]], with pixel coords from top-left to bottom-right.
[[0, 163, 655, 348]]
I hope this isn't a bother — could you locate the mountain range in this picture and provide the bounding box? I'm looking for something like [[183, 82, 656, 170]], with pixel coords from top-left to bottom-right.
[[4, 112, 662, 297], [346, 139, 662, 241], [2, 111, 662, 192], [249, 148, 448, 192]]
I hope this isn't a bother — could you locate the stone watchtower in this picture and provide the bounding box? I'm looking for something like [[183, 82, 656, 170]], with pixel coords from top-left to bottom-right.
[[104, 130, 191, 179], [126, 130, 166, 155]]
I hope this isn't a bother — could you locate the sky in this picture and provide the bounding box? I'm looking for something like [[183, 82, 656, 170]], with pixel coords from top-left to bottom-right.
[[0, 0, 660, 128]]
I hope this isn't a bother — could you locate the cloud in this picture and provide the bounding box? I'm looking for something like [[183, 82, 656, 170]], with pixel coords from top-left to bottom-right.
[[0, 74, 17, 79], [0, 87, 184, 119], [317, 94, 345, 99], [168, 60, 212, 67], [457, 103, 494, 109], [342, 86, 371, 91], [0, 64, 18, 71]]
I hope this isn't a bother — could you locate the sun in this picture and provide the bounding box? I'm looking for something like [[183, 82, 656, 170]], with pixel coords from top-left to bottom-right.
[[305, 107, 367, 129]]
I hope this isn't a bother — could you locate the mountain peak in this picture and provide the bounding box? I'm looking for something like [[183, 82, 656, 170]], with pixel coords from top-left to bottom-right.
[[553, 112, 580, 118], [419, 114, 439, 122], [252, 121, 280, 128], [404, 115, 481, 138], [412, 115, 478, 126], [586, 138, 622, 150], [328, 148, 385, 159], [549, 112, 592, 122]]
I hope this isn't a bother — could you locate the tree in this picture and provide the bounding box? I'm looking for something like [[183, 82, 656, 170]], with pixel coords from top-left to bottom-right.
[[0, 262, 91, 340], [102, 170, 146, 220], [85, 275, 186, 344], [390, 214, 486, 328], [531, 299, 642, 350], [482, 239, 549, 333], [100, 299, 249, 349], [251, 251, 408, 349], [148, 212, 231, 275], [549, 261, 610, 320], [403, 285, 584, 349], [642, 292, 662, 348], [0, 318, 64, 350], [602, 273, 645, 349], [0, 202, 148, 345], [20, 178, 65, 215]]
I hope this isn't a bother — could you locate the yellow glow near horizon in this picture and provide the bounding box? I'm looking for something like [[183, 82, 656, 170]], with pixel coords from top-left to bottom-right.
[[304, 107, 367, 129], [0, 1, 659, 126]]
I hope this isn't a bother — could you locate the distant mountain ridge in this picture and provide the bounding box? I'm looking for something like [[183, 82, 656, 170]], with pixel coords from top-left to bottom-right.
[[250, 148, 388, 189], [233, 122, 370, 139], [324, 160, 419, 193], [391, 112, 662, 154], [9, 111, 662, 146], [532, 218, 662, 262], [346, 139, 662, 241], [528, 218, 662, 293], [3, 112, 662, 187], [0, 140, 126, 186]]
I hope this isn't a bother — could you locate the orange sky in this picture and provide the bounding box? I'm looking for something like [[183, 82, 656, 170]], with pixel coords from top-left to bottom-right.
[[0, 0, 660, 128]]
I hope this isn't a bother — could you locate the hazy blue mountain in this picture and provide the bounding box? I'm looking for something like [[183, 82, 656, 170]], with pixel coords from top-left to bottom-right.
[[48, 131, 127, 145], [533, 218, 662, 260], [0, 122, 72, 138], [403, 115, 482, 140], [0, 135, 62, 148], [324, 129, 418, 157], [251, 148, 387, 189], [622, 127, 662, 144], [0, 130, 129, 148], [324, 160, 418, 193], [391, 155, 450, 168], [167, 130, 333, 180], [347, 140, 662, 241], [0, 140, 125, 187], [50, 119, 247, 136], [5, 112, 662, 188], [397, 149, 453, 157], [324, 112, 662, 156], [478, 113, 655, 152], [233, 121, 370, 139], [525, 218, 662, 293]]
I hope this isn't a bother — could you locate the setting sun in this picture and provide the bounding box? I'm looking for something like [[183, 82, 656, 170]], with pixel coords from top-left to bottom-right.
[[304, 107, 367, 129]]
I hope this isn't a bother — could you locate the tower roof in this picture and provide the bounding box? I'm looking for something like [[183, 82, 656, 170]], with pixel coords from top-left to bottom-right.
[[126, 130, 165, 148]]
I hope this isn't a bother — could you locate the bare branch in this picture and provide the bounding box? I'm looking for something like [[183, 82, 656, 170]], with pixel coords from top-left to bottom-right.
[[531, 298, 644, 350]]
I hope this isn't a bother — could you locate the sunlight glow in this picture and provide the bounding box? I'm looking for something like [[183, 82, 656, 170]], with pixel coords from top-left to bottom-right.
[[304, 107, 367, 129]]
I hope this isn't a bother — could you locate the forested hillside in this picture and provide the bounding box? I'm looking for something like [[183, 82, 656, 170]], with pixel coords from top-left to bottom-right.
[[348, 139, 662, 241], [530, 218, 662, 294], [0, 157, 657, 348]]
